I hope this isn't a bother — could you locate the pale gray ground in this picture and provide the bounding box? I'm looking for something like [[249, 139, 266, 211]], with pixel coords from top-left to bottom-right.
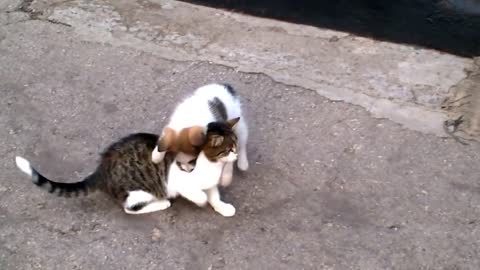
[[1, 1, 479, 270]]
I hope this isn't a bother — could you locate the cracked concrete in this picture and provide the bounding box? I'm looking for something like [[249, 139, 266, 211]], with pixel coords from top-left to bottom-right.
[[4, 0, 473, 138], [40, 1, 480, 135], [1, 0, 480, 269], [0, 0, 22, 12], [0, 0, 69, 26], [442, 57, 480, 141]]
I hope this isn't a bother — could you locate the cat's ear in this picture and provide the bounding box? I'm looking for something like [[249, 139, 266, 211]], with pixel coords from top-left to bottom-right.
[[227, 117, 240, 129], [157, 127, 176, 152], [187, 126, 206, 147], [210, 135, 224, 147]]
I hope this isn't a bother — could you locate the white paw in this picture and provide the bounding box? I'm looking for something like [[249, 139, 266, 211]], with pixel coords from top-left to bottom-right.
[[191, 192, 208, 207], [158, 200, 171, 210], [151, 148, 165, 164], [220, 174, 233, 187], [214, 203, 236, 217], [237, 158, 249, 171]]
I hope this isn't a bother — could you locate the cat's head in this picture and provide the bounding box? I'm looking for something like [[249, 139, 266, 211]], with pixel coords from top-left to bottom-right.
[[202, 117, 239, 163]]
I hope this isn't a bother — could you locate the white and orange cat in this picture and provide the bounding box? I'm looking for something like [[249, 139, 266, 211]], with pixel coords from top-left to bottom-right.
[[152, 83, 249, 188]]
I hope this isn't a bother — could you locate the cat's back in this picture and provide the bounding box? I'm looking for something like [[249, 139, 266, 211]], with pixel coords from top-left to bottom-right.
[[102, 133, 159, 159], [169, 84, 241, 130], [195, 84, 240, 111], [197, 84, 243, 120]]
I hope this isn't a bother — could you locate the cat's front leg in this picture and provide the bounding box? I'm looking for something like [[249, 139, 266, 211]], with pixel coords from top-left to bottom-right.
[[206, 186, 235, 217], [220, 162, 234, 187]]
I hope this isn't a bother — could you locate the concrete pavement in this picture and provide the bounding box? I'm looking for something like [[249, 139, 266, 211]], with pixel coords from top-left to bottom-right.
[[1, 0, 479, 269]]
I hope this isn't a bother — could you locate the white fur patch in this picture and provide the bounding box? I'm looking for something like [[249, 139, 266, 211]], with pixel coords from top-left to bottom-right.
[[151, 146, 166, 164], [214, 202, 236, 217], [206, 187, 235, 217], [167, 152, 235, 212], [124, 200, 171, 215], [15, 156, 33, 177], [125, 190, 155, 208], [219, 152, 238, 163], [167, 84, 242, 131]]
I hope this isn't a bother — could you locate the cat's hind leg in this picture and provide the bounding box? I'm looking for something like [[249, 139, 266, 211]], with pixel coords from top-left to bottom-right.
[[206, 186, 235, 217], [220, 162, 234, 187], [124, 190, 171, 214], [235, 117, 249, 171], [124, 200, 171, 215]]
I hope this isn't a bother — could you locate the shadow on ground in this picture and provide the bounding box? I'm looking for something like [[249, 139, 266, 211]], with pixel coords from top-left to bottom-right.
[[180, 0, 480, 57]]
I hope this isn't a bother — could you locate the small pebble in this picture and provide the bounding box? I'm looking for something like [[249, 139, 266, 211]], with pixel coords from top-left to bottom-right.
[[152, 228, 161, 241]]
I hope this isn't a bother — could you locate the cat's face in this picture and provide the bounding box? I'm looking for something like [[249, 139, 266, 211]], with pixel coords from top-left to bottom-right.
[[202, 117, 239, 163]]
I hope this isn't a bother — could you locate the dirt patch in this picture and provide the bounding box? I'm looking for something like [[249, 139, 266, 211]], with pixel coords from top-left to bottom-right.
[[442, 57, 480, 143]]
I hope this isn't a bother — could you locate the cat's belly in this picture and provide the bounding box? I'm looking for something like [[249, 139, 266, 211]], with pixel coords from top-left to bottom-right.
[[166, 164, 221, 196], [173, 174, 220, 191]]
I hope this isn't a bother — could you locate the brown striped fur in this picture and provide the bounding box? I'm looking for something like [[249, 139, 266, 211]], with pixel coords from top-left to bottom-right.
[[18, 133, 175, 207], [96, 133, 175, 204]]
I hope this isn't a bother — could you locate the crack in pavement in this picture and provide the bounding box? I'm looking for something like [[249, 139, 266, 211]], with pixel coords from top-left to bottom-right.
[[5, 0, 72, 27], [3, 0, 474, 141], [441, 58, 480, 143]]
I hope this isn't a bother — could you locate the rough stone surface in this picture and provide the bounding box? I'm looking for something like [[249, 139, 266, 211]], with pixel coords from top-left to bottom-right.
[[0, 0, 21, 12], [1, 1, 479, 270], [442, 57, 480, 141], [21, 0, 472, 137]]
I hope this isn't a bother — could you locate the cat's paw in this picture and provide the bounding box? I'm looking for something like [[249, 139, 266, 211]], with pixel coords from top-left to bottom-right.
[[237, 158, 249, 171], [151, 148, 165, 164], [214, 203, 236, 217], [157, 200, 171, 210]]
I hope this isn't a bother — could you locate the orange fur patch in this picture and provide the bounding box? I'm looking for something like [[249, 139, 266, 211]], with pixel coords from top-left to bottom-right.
[[157, 126, 205, 157], [157, 119, 238, 160], [157, 128, 176, 152]]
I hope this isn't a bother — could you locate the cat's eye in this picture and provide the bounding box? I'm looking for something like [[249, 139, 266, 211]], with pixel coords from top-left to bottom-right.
[[216, 150, 229, 157]]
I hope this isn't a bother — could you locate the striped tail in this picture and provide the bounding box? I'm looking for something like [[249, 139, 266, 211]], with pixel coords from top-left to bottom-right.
[[15, 156, 97, 197]]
